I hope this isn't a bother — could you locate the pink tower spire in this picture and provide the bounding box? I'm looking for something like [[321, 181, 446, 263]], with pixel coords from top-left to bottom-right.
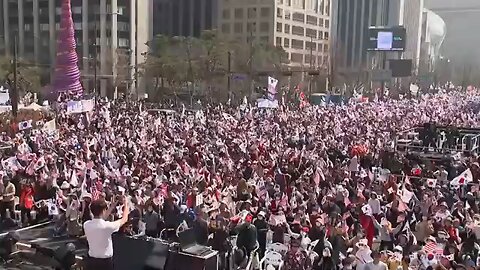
[[50, 0, 83, 96]]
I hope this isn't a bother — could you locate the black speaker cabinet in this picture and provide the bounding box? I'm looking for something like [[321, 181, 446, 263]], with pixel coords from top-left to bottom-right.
[[113, 235, 170, 270]]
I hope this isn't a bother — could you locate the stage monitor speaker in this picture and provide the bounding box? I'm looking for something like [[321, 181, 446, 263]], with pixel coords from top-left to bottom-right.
[[165, 250, 218, 270], [113, 235, 169, 270]]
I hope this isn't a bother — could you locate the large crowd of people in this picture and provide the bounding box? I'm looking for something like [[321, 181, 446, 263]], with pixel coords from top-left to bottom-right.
[[1, 89, 480, 270]]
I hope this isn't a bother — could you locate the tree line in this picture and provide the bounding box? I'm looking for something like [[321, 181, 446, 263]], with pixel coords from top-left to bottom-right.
[[140, 30, 290, 102]]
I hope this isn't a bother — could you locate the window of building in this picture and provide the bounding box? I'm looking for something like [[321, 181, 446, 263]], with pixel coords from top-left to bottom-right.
[[306, 28, 316, 38], [234, 8, 244, 19], [291, 53, 303, 63], [72, 6, 82, 14], [261, 7, 270, 17], [284, 24, 290, 34], [325, 19, 329, 28], [247, 22, 256, 32], [305, 55, 312, 65], [55, 7, 61, 15], [119, 38, 129, 47], [323, 44, 329, 52], [276, 37, 282, 46], [248, 8, 257, 19], [319, 31, 324, 39], [318, 43, 323, 52], [118, 22, 129, 31], [292, 12, 304, 22], [234, 22, 243, 33], [74, 22, 82, 30], [305, 41, 315, 50], [276, 22, 282, 32], [276, 8, 283, 18], [260, 22, 269, 32], [291, 39, 303, 49], [284, 11, 291, 20], [118, 6, 126, 15], [319, 18, 324, 27], [324, 32, 329, 40], [283, 38, 290, 48], [306, 15, 317, 25], [223, 9, 230, 19], [291, 26, 304, 36], [40, 24, 49, 31], [222, 23, 230, 34]]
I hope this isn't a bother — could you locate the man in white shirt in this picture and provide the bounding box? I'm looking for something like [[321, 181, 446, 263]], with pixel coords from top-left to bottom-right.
[[365, 251, 388, 270], [83, 196, 129, 270]]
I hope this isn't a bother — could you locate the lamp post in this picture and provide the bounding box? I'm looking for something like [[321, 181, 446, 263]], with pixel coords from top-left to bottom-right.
[[308, 36, 321, 94]]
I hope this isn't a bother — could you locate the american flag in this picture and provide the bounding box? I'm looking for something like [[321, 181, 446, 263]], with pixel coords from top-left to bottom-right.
[[423, 242, 444, 255]]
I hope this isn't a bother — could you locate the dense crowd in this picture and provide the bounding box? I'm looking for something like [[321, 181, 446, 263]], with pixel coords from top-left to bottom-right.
[[1, 90, 480, 270]]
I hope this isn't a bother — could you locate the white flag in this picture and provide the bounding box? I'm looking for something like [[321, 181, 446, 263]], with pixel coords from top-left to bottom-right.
[[451, 169, 473, 186], [268, 76, 278, 94]]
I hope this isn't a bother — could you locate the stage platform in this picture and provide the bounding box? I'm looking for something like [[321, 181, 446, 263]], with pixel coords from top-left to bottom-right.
[[395, 125, 480, 158], [1, 222, 87, 269]]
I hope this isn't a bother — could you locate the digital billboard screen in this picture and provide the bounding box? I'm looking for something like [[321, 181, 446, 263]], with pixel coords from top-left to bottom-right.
[[367, 26, 406, 51]]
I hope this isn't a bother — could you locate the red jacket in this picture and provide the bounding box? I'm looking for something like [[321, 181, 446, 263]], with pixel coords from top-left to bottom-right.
[[20, 187, 35, 209], [359, 214, 375, 247]]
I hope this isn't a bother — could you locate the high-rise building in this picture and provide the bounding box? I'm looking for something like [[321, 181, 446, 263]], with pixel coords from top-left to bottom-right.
[[153, 0, 218, 38], [217, 0, 331, 68], [331, 0, 424, 83], [0, 0, 153, 97]]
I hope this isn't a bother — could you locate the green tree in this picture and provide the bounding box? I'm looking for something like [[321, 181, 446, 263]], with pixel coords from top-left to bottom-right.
[[143, 33, 290, 103], [0, 56, 42, 95], [197, 30, 231, 100], [142, 35, 186, 99]]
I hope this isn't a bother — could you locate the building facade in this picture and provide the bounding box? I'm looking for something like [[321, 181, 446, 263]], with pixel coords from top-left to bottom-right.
[[331, 0, 423, 84], [0, 0, 153, 97], [217, 0, 331, 68], [153, 0, 218, 38], [331, 0, 390, 79]]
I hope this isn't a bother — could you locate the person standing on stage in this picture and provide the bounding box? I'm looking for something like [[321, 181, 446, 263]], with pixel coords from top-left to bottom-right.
[[83, 196, 129, 270]]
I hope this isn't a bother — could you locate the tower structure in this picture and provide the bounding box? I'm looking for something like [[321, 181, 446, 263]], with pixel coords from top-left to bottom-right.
[[50, 0, 83, 96]]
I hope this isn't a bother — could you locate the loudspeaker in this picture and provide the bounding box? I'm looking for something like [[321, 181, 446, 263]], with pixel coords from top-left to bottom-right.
[[113, 235, 170, 270], [165, 250, 218, 270]]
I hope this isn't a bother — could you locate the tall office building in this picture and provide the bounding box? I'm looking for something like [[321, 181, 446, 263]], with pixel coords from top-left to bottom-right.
[[153, 0, 218, 38], [331, 0, 423, 82], [0, 0, 153, 97], [217, 0, 331, 68]]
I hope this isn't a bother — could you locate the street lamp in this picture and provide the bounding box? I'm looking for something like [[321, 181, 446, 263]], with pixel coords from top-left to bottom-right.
[[308, 35, 322, 94], [82, 56, 97, 95]]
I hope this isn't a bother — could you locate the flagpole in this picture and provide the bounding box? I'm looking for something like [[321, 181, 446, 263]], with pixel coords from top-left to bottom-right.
[[12, 33, 18, 118], [227, 51, 231, 102]]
